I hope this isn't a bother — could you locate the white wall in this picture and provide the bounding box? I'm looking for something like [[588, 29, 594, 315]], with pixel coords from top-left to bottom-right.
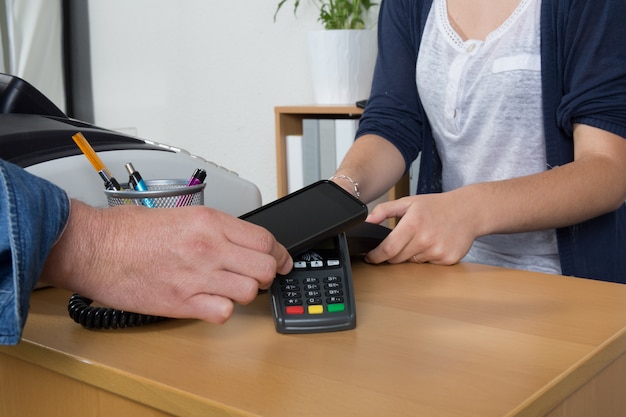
[[88, 0, 377, 204]]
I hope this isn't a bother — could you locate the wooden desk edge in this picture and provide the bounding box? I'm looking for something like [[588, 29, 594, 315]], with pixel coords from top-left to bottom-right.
[[0, 340, 241, 417], [508, 324, 626, 417]]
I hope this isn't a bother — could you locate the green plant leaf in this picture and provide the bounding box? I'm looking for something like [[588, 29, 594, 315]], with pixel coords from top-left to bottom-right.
[[274, 0, 377, 29], [274, 0, 301, 22]]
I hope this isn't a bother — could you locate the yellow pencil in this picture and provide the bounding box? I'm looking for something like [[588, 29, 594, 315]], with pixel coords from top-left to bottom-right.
[[72, 132, 121, 190]]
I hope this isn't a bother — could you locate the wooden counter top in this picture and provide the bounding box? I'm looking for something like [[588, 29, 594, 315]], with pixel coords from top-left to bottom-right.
[[2, 261, 626, 417]]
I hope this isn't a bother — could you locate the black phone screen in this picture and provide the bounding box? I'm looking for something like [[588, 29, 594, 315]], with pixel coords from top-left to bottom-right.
[[240, 180, 368, 254]]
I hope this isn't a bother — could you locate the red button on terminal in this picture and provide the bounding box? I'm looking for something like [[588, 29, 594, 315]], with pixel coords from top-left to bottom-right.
[[286, 306, 305, 315]]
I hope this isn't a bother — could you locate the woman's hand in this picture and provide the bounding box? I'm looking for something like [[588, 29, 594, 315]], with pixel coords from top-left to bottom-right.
[[363, 192, 479, 265]]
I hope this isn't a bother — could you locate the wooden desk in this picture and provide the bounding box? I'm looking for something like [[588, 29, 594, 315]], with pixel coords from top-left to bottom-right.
[[274, 105, 409, 199], [2, 262, 626, 417]]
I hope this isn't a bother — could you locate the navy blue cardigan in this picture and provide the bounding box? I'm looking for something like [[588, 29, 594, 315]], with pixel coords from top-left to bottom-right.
[[357, 0, 626, 282]]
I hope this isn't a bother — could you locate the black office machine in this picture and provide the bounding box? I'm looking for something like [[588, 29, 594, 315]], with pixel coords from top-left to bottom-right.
[[0, 73, 261, 216]]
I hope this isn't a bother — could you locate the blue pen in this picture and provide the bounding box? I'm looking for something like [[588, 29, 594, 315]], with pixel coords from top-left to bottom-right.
[[125, 163, 155, 208]]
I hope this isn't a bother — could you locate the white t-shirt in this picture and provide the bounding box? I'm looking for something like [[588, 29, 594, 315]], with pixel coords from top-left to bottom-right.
[[416, 0, 561, 274]]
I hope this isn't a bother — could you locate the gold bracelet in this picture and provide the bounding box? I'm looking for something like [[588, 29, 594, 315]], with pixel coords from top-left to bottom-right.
[[329, 175, 360, 199]]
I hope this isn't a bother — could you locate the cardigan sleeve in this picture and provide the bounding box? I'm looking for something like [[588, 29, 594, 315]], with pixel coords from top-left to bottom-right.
[[542, 0, 626, 282], [555, 0, 626, 140], [355, 0, 432, 171]]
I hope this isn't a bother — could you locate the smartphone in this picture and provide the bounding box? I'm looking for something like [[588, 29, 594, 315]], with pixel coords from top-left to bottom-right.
[[239, 180, 368, 255]]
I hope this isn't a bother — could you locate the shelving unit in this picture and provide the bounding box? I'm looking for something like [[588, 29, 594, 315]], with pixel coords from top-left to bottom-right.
[[274, 105, 409, 200]]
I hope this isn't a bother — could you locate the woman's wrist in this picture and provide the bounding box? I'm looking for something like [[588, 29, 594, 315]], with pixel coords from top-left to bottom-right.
[[329, 175, 360, 199]]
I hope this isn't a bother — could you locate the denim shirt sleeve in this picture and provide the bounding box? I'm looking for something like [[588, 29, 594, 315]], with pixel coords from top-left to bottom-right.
[[0, 159, 70, 345]]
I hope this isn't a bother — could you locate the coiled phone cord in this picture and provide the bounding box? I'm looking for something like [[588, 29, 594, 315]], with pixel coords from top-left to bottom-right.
[[68, 293, 168, 329]]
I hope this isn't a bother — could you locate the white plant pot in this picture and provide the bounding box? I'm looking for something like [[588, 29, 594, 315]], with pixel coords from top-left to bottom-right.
[[307, 29, 377, 105]]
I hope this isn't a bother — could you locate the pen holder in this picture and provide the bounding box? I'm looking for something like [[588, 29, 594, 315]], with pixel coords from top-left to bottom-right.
[[104, 179, 206, 208]]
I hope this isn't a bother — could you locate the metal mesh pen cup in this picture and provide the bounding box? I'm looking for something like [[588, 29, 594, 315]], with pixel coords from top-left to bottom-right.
[[104, 179, 206, 208]]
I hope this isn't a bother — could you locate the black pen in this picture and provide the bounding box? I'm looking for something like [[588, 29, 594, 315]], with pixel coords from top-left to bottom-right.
[[98, 170, 122, 191]]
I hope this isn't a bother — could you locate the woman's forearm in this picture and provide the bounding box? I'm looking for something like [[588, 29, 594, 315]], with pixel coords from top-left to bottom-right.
[[333, 134, 407, 203]]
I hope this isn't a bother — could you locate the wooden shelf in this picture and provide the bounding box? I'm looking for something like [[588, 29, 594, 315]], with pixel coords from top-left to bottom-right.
[[274, 105, 409, 200]]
